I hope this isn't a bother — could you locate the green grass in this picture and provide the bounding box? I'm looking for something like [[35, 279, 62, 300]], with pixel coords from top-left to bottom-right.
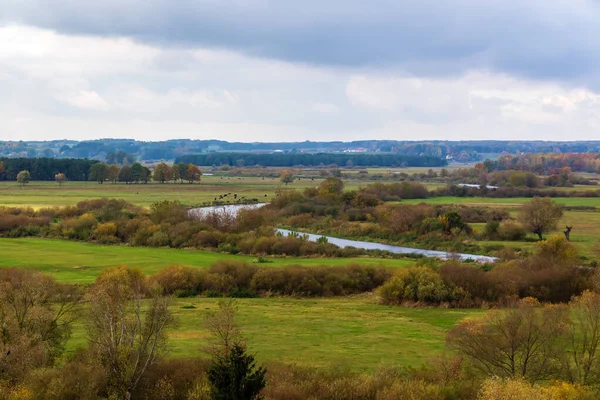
[[0, 238, 414, 283], [0, 177, 390, 208], [400, 196, 600, 207], [0, 177, 290, 208], [67, 297, 483, 371]]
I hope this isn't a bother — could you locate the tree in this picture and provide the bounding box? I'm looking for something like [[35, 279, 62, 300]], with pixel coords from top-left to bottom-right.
[[107, 165, 120, 184], [208, 344, 267, 400], [205, 300, 266, 400], [89, 163, 108, 184], [0, 268, 77, 384], [186, 164, 202, 184], [139, 165, 151, 184], [16, 170, 31, 187], [564, 291, 600, 385], [55, 172, 67, 186], [0, 161, 4, 180], [205, 300, 245, 358], [519, 197, 563, 240], [318, 177, 344, 196], [152, 162, 172, 184], [118, 165, 134, 184], [171, 164, 181, 183], [279, 169, 294, 185], [177, 162, 188, 183], [447, 298, 568, 382], [86, 267, 173, 400], [131, 162, 144, 183]]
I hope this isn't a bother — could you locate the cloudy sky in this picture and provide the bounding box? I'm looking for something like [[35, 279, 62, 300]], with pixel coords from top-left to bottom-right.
[[1, 0, 600, 142]]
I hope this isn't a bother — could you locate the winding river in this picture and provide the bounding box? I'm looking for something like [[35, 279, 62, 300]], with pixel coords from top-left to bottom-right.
[[189, 204, 497, 263]]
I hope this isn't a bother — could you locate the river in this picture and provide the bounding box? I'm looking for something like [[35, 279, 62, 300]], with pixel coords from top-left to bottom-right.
[[189, 204, 497, 263], [276, 228, 497, 263]]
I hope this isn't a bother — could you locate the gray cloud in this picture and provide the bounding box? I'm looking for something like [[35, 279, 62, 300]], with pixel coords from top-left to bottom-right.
[[3, 0, 600, 86]]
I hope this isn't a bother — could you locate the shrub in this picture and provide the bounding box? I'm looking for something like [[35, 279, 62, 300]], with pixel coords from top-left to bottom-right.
[[150, 266, 206, 297], [498, 221, 527, 241], [378, 266, 451, 305]]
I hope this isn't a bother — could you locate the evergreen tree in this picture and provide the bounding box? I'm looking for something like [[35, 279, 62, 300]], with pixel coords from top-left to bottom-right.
[[208, 344, 266, 400]]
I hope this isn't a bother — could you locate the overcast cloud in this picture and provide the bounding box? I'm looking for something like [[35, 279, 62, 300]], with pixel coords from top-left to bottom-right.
[[1, 1, 600, 142]]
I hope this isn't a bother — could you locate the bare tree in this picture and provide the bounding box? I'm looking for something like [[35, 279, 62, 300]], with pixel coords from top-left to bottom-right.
[[204, 299, 245, 359], [447, 298, 569, 382], [86, 267, 173, 400], [564, 290, 600, 385], [519, 197, 563, 240]]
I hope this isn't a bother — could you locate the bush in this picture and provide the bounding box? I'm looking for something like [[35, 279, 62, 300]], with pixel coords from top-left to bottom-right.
[[378, 266, 451, 305], [498, 221, 527, 241], [150, 266, 206, 297]]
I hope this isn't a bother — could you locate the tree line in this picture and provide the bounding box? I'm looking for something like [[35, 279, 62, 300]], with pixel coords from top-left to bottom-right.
[[175, 152, 447, 168], [0, 158, 97, 181]]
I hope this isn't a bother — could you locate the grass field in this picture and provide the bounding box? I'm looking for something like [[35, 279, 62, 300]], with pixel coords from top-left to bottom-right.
[[0, 238, 414, 283], [0, 177, 290, 208], [402, 196, 600, 208], [66, 296, 483, 371], [0, 177, 382, 208]]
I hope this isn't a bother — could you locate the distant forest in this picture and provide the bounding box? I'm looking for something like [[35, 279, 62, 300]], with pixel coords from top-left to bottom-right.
[[4, 139, 600, 163], [0, 158, 97, 181], [175, 153, 447, 168]]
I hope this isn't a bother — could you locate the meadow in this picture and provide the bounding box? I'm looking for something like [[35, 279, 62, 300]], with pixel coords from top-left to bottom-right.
[[402, 196, 600, 207], [66, 296, 483, 371], [0, 177, 286, 208], [0, 237, 414, 283]]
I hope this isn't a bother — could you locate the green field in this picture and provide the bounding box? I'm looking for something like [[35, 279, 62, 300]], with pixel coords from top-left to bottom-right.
[[0, 177, 382, 208], [0, 178, 290, 208], [0, 238, 414, 283], [402, 196, 600, 208], [66, 296, 482, 371]]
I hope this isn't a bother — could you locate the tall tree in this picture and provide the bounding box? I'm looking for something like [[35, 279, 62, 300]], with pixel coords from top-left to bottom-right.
[[519, 197, 564, 240], [0, 161, 5, 180], [16, 170, 30, 187], [86, 267, 173, 400], [131, 162, 143, 183], [152, 162, 172, 184], [89, 163, 108, 184]]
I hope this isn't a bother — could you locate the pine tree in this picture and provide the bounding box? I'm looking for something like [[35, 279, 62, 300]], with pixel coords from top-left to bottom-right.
[[208, 344, 266, 400]]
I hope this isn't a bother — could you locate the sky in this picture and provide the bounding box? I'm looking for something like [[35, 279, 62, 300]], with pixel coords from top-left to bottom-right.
[[1, 0, 600, 142]]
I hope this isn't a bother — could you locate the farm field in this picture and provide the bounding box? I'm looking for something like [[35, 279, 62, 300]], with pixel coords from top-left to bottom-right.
[[0, 237, 414, 283], [66, 296, 483, 371]]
